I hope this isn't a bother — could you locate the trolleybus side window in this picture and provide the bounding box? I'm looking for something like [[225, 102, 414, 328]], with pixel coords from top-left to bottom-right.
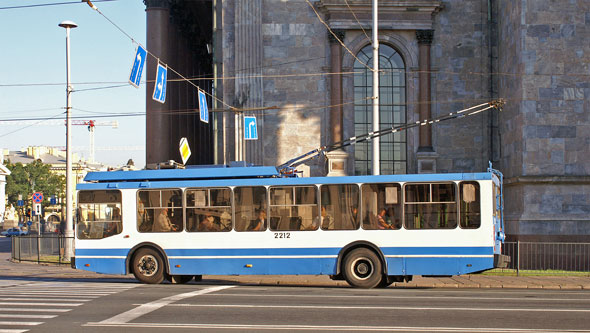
[[137, 189, 183, 233], [186, 188, 231, 232], [270, 186, 318, 231], [404, 183, 457, 229], [320, 184, 360, 230], [77, 190, 122, 239], [460, 182, 481, 229], [361, 183, 402, 230], [234, 186, 267, 232]]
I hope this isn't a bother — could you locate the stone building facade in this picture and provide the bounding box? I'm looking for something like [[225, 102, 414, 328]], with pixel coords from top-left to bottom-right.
[[144, 0, 590, 242]]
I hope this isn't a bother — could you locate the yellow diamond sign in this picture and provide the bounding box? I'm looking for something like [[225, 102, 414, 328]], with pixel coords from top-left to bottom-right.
[[179, 137, 191, 165]]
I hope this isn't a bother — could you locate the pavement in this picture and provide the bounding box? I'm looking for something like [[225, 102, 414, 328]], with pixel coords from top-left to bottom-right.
[[2, 252, 590, 289]]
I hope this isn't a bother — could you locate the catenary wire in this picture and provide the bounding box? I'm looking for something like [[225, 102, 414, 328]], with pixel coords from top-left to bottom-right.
[[0, 0, 116, 10]]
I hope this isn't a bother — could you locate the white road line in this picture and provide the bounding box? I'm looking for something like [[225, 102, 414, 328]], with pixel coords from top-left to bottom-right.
[[204, 292, 590, 303], [0, 314, 56, 319], [0, 329, 29, 333], [98, 286, 235, 325], [83, 322, 590, 332], [0, 298, 92, 302], [0, 294, 100, 299], [0, 302, 82, 307], [168, 303, 590, 313], [0, 308, 71, 313], [0, 322, 42, 326]]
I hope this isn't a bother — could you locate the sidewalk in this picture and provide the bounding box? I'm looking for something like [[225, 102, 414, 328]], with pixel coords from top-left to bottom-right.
[[3, 256, 590, 290]]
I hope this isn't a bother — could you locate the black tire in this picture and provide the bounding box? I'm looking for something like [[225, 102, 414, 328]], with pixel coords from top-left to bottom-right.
[[169, 275, 193, 284], [342, 248, 383, 288], [132, 248, 165, 284]]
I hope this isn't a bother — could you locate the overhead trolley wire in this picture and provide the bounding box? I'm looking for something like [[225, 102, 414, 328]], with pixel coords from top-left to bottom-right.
[[0, 0, 116, 10], [82, 0, 237, 112]]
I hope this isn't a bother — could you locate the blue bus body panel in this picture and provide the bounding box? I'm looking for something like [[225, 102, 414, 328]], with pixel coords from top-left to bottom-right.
[[74, 246, 494, 276]]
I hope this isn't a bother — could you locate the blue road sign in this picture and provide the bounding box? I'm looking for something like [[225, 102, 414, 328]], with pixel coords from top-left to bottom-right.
[[50, 196, 57, 205], [198, 90, 209, 123], [244, 116, 258, 140], [128, 45, 147, 88], [17, 200, 24, 207], [152, 63, 167, 104]]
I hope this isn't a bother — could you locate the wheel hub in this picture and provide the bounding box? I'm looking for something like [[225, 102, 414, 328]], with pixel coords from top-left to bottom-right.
[[138, 255, 158, 277]]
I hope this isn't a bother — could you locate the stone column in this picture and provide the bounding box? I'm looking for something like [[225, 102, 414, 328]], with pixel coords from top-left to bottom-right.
[[326, 30, 348, 176], [235, 0, 263, 165], [415, 29, 437, 173], [144, 0, 170, 165]]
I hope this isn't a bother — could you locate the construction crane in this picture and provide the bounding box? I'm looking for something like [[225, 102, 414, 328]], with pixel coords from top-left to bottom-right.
[[71, 120, 118, 163], [0, 119, 118, 163]]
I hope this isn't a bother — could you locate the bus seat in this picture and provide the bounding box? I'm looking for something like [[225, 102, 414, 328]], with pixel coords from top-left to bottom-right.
[[289, 216, 302, 230]]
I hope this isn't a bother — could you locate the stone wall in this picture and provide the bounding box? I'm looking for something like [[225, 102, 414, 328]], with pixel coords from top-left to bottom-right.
[[498, 0, 590, 240], [431, 0, 493, 173]]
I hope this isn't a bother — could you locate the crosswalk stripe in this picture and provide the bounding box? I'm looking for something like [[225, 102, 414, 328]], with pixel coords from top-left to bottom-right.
[[0, 321, 42, 326], [0, 314, 56, 319], [0, 298, 91, 302], [0, 302, 82, 307], [0, 294, 99, 298], [0, 308, 71, 313]]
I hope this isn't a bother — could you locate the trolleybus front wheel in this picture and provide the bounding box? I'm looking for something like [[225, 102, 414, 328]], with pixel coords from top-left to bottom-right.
[[132, 248, 165, 284], [342, 248, 382, 288]]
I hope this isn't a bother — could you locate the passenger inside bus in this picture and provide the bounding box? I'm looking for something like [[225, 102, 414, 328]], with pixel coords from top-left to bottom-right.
[[197, 214, 219, 232], [152, 208, 178, 232], [247, 209, 266, 231]]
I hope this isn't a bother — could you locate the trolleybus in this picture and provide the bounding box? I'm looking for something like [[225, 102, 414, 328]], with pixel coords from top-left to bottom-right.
[[72, 164, 508, 288]]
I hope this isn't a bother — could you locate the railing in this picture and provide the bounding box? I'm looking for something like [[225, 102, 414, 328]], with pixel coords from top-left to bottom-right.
[[9, 237, 590, 275], [498, 241, 590, 276], [11, 235, 73, 265]]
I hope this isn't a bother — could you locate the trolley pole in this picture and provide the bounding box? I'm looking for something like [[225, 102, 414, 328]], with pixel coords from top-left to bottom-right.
[[59, 20, 78, 262], [371, 0, 380, 175]]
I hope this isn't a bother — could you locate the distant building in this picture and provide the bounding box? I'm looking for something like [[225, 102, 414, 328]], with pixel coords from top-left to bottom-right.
[[143, 1, 590, 242], [1, 146, 114, 229]]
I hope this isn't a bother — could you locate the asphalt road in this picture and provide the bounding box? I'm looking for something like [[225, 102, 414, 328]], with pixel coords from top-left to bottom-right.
[[2, 237, 590, 332], [10, 282, 589, 332]]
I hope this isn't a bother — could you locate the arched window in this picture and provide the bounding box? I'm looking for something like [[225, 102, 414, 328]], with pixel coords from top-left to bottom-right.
[[353, 44, 407, 175]]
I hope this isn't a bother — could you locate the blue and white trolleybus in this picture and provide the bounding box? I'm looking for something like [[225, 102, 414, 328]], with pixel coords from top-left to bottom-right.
[[72, 164, 508, 288]]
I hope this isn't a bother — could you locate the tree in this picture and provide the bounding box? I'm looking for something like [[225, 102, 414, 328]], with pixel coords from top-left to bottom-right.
[[4, 159, 66, 220]]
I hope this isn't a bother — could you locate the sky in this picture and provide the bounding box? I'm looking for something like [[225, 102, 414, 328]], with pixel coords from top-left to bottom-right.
[[0, 0, 147, 168]]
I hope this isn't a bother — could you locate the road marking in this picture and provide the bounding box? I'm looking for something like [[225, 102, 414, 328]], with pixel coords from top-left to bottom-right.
[[0, 321, 42, 326], [97, 285, 235, 324], [0, 308, 71, 313], [205, 292, 590, 303], [168, 303, 590, 313], [0, 298, 92, 302], [83, 322, 590, 332], [0, 314, 56, 319], [0, 302, 82, 307], [0, 294, 100, 299], [0, 329, 29, 333]]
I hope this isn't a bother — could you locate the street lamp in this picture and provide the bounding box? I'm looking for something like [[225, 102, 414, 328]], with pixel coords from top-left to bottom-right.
[[59, 20, 77, 261]]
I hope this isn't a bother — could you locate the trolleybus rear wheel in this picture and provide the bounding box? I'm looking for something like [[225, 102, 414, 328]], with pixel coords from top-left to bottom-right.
[[342, 248, 382, 288], [132, 248, 165, 284]]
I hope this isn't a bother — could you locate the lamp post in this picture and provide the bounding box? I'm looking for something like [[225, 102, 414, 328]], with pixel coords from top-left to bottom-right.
[[59, 20, 77, 261], [371, 0, 380, 175]]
